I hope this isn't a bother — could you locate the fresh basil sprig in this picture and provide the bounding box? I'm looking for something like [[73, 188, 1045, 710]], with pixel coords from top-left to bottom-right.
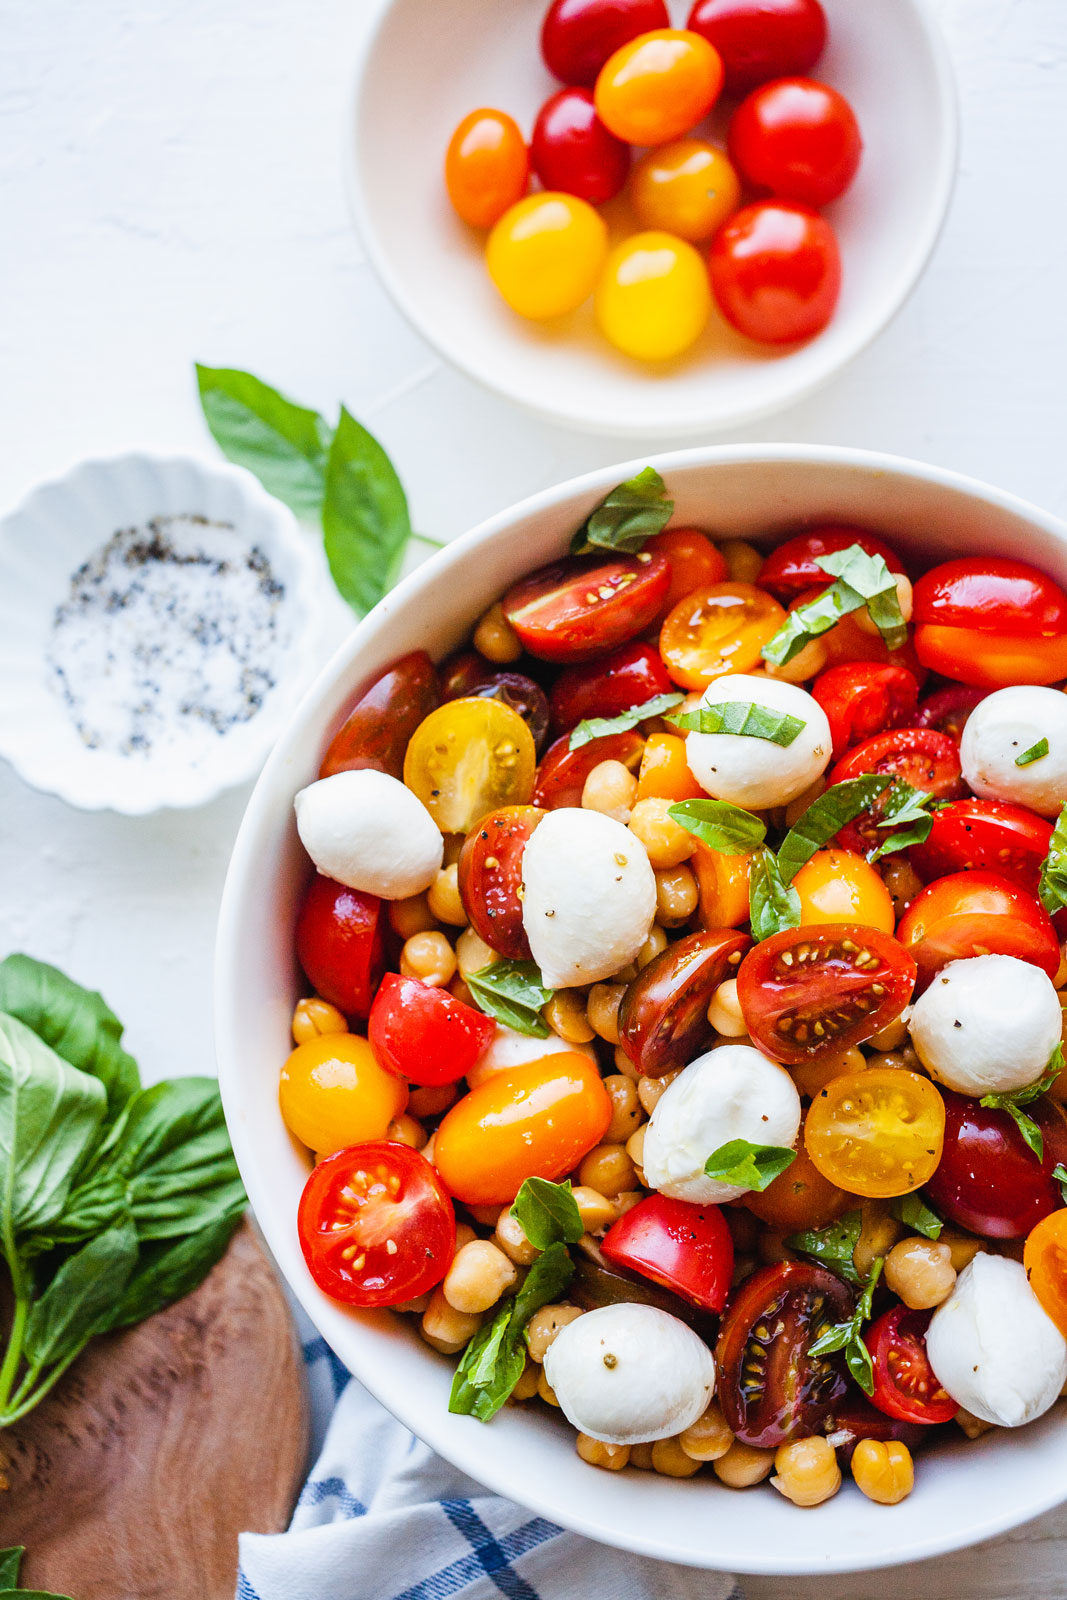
[[466, 960, 553, 1039], [570, 467, 674, 556], [775, 776, 890, 883], [196, 365, 333, 520], [807, 1257, 884, 1395], [0, 1544, 72, 1599], [748, 845, 801, 941], [866, 780, 939, 862], [569, 692, 684, 751], [979, 1045, 1064, 1159], [668, 799, 767, 856], [1016, 738, 1049, 767], [890, 1193, 943, 1240], [510, 1178, 584, 1251], [787, 1209, 863, 1286], [669, 701, 806, 747], [762, 546, 906, 666], [449, 1243, 575, 1422], [704, 1140, 795, 1191], [1053, 1163, 1067, 1205], [1039, 803, 1067, 916]]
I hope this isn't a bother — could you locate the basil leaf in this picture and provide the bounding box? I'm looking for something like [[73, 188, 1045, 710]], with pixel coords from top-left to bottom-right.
[[0, 954, 139, 1118], [450, 1242, 574, 1422], [703, 1140, 795, 1191], [1039, 803, 1067, 915], [569, 692, 684, 751], [866, 780, 937, 862], [669, 799, 766, 856], [807, 1257, 882, 1397], [196, 365, 332, 520], [891, 1193, 943, 1240], [776, 776, 890, 883], [0, 1553, 23, 1589], [669, 702, 806, 747], [466, 960, 553, 1039], [23, 1217, 139, 1369], [104, 1207, 245, 1332], [980, 1046, 1064, 1159], [1016, 738, 1049, 767], [815, 547, 907, 652], [1053, 1163, 1067, 1205], [511, 1178, 584, 1250], [748, 846, 801, 942], [570, 467, 674, 556], [807, 1322, 852, 1356], [855, 1255, 883, 1322], [787, 1209, 863, 1286], [845, 1336, 875, 1396], [322, 407, 412, 617]]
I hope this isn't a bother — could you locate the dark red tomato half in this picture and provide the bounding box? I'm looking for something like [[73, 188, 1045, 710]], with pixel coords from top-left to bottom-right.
[[298, 1143, 455, 1307], [830, 728, 965, 857], [867, 1306, 958, 1425], [925, 1090, 1067, 1239], [687, 0, 826, 96], [502, 551, 671, 662], [458, 805, 544, 961], [728, 77, 862, 209], [601, 1193, 734, 1312], [532, 728, 645, 810], [541, 0, 670, 86], [915, 684, 989, 742], [757, 526, 906, 603], [549, 640, 673, 734], [821, 1396, 925, 1465], [716, 1261, 853, 1447], [812, 662, 919, 760], [531, 87, 630, 205], [319, 650, 438, 780], [709, 200, 841, 345], [440, 653, 551, 755], [295, 875, 386, 1020], [913, 557, 1067, 635], [895, 870, 1060, 989], [736, 923, 916, 1065], [618, 928, 753, 1077], [369, 973, 495, 1087], [909, 799, 1053, 894]]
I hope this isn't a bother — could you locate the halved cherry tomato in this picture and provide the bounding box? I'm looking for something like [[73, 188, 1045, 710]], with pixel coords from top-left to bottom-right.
[[908, 799, 1053, 895], [636, 731, 706, 803], [926, 1090, 1067, 1238], [830, 728, 964, 858], [757, 527, 906, 603], [298, 1143, 455, 1307], [531, 87, 630, 204], [368, 973, 495, 1087], [533, 728, 644, 809], [914, 683, 989, 742], [541, 0, 671, 88], [791, 847, 896, 934], [445, 110, 530, 230], [913, 557, 1067, 635], [914, 623, 1067, 690], [895, 870, 1060, 988], [803, 1068, 945, 1199], [458, 804, 545, 960], [692, 843, 751, 928], [502, 552, 671, 663], [295, 875, 386, 1020], [549, 641, 672, 734], [659, 581, 786, 689], [601, 1193, 734, 1311], [743, 1140, 852, 1231], [736, 923, 916, 1065], [618, 928, 752, 1076], [647, 526, 729, 611], [867, 1306, 958, 1425], [319, 650, 439, 781], [594, 29, 724, 147], [440, 654, 551, 754], [279, 1033, 407, 1155], [709, 201, 841, 345], [404, 698, 536, 834], [728, 77, 861, 208], [716, 1261, 852, 1447], [687, 0, 826, 95], [812, 662, 919, 760], [1024, 1210, 1067, 1337], [433, 1054, 612, 1205]]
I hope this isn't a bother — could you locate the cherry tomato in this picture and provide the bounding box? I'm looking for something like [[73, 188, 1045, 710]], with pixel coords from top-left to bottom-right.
[[531, 88, 630, 204], [736, 923, 916, 1066], [687, 0, 826, 94], [487, 193, 607, 320], [692, 844, 752, 928], [541, 0, 670, 87], [812, 663, 919, 761], [637, 730, 707, 803], [298, 1144, 455, 1307], [908, 799, 1053, 895], [279, 1033, 407, 1155], [817, 602, 926, 682], [458, 804, 545, 960], [830, 728, 965, 858], [647, 526, 729, 613], [757, 527, 907, 604], [710, 200, 841, 344], [629, 140, 741, 242], [896, 870, 1060, 988], [867, 1306, 958, 1425], [915, 683, 989, 742], [728, 78, 861, 207], [433, 1054, 612, 1205], [594, 29, 724, 146], [913, 557, 1067, 635], [445, 109, 530, 230], [914, 623, 1067, 690], [595, 231, 712, 362], [804, 1068, 945, 1199], [791, 847, 896, 935], [570, 1242, 716, 1332], [925, 1090, 1067, 1238], [533, 728, 645, 809], [549, 641, 672, 735], [821, 1395, 926, 1465], [295, 875, 386, 1020], [716, 1261, 852, 1447], [319, 650, 439, 781], [659, 581, 786, 689], [743, 1140, 852, 1231], [618, 928, 752, 1077], [403, 698, 536, 835], [503, 551, 671, 663], [601, 1194, 734, 1311], [439, 663, 551, 756], [368, 973, 495, 1087], [1024, 1210, 1067, 1337]]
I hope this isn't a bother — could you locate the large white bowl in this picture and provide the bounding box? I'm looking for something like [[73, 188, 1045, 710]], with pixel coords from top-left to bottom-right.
[[346, 0, 957, 437], [216, 446, 1067, 1575]]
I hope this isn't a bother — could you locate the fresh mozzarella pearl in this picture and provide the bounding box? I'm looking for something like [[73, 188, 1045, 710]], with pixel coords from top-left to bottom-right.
[[926, 1254, 1067, 1427], [909, 954, 1062, 1096], [959, 686, 1067, 816], [684, 674, 832, 809], [543, 1303, 716, 1445], [294, 770, 443, 899], [642, 1044, 802, 1205], [521, 809, 656, 990], [465, 1025, 596, 1088]]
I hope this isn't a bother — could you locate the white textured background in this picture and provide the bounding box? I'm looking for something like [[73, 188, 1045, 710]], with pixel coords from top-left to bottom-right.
[[1, 0, 1066, 1591]]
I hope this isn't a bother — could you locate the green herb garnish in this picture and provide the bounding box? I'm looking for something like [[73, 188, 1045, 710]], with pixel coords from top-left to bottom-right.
[[890, 1193, 943, 1240], [510, 1178, 584, 1251], [570, 467, 674, 556], [668, 799, 767, 856], [668, 701, 805, 747], [808, 1257, 884, 1395], [704, 1141, 796, 1191], [775, 776, 890, 883], [748, 845, 801, 941], [449, 1243, 575, 1422], [787, 1210, 863, 1286], [762, 546, 905, 666], [0, 1544, 72, 1599], [866, 781, 939, 862], [466, 960, 553, 1039], [1053, 1164, 1067, 1205], [569, 692, 684, 751], [980, 1045, 1064, 1159], [1039, 803, 1067, 916], [1016, 738, 1050, 767]]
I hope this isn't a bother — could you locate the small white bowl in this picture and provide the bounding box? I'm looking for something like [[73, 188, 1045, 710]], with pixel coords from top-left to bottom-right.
[[217, 444, 1067, 1576], [346, 0, 957, 437], [0, 454, 323, 814]]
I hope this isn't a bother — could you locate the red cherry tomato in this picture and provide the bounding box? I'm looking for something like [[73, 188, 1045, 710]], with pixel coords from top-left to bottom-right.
[[444, 110, 530, 230], [728, 77, 861, 207], [897, 870, 1061, 987], [295, 875, 386, 1020], [458, 804, 545, 961], [812, 662, 919, 761], [541, 0, 670, 86], [737, 922, 916, 1065], [531, 88, 630, 204], [757, 527, 906, 603], [710, 200, 841, 344], [914, 623, 1067, 690], [687, 0, 826, 94], [601, 1193, 734, 1312], [816, 602, 926, 683], [440, 655, 551, 755], [618, 928, 753, 1077], [549, 641, 672, 734], [925, 1090, 1067, 1238], [647, 526, 728, 613], [369, 973, 495, 1087], [533, 728, 645, 810], [502, 552, 671, 663], [319, 650, 439, 781], [914, 684, 989, 742], [867, 1307, 958, 1425], [913, 557, 1067, 635], [298, 1143, 455, 1307], [830, 728, 965, 857], [909, 799, 1053, 894]]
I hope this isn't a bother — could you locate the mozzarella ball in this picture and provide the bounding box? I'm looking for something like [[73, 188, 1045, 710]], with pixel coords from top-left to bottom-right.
[[909, 954, 1062, 1096], [684, 674, 832, 809], [543, 1303, 716, 1445], [960, 686, 1067, 816], [466, 1024, 596, 1088], [642, 1044, 802, 1205], [294, 770, 443, 899], [521, 808, 656, 990], [926, 1254, 1067, 1427]]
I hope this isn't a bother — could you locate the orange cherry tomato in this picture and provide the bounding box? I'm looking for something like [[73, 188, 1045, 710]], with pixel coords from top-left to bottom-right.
[[636, 731, 706, 802], [743, 1141, 853, 1232], [804, 1068, 945, 1199], [445, 109, 530, 229], [630, 138, 741, 240], [647, 527, 729, 615], [692, 843, 751, 928], [433, 1054, 612, 1205], [595, 29, 724, 146], [279, 1033, 408, 1156], [792, 847, 896, 935], [659, 581, 786, 690], [1024, 1210, 1067, 1338], [914, 624, 1067, 690]]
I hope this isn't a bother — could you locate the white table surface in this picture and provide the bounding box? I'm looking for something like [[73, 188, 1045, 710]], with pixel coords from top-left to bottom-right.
[[2, 0, 1067, 1592]]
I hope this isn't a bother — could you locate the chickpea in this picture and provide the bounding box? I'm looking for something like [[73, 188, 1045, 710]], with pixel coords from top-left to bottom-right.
[[884, 1237, 956, 1309], [880, 854, 923, 919], [577, 1434, 630, 1471], [389, 892, 437, 940], [604, 1074, 642, 1142], [652, 1436, 702, 1477], [571, 1185, 617, 1234], [407, 1081, 457, 1119], [578, 1142, 635, 1197], [706, 979, 747, 1037], [720, 539, 762, 584], [453, 1222, 477, 1253], [771, 1437, 842, 1507], [386, 1113, 427, 1150], [443, 1240, 518, 1314], [791, 1044, 866, 1099], [613, 1044, 640, 1081], [421, 1286, 482, 1354], [638, 1067, 681, 1116], [473, 601, 522, 663], [713, 1441, 776, 1488], [465, 1202, 501, 1227], [537, 1368, 560, 1406], [636, 923, 669, 970], [626, 1123, 646, 1170], [456, 926, 497, 978], [850, 1438, 914, 1505], [582, 759, 639, 823], [588, 982, 625, 1044], [495, 1206, 540, 1266], [783, 776, 827, 829], [291, 997, 347, 1045], [865, 1046, 923, 1075], [511, 1359, 540, 1401], [629, 1442, 655, 1470], [427, 864, 466, 926], [544, 989, 596, 1045], [400, 931, 456, 988], [855, 574, 913, 635], [612, 1190, 643, 1220], [394, 1291, 432, 1315], [655, 864, 699, 926], [679, 1402, 733, 1462], [526, 1303, 583, 1363], [765, 637, 830, 685], [853, 1199, 903, 1279], [629, 798, 695, 869], [869, 1013, 909, 1051], [955, 1407, 994, 1440]]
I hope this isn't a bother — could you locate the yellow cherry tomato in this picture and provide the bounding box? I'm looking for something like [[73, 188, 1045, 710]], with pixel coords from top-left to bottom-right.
[[804, 1069, 945, 1199], [659, 582, 786, 690], [279, 1033, 407, 1156], [595, 231, 711, 361], [1024, 1210, 1067, 1338], [630, 139, 741, 241], [486, 193, 607, 320], [404, 697, 536, 834], [445, 108, 530, 229], [692, 842, 751, 928], [595, 30, 724, 146], [792, 848, 896, 935]]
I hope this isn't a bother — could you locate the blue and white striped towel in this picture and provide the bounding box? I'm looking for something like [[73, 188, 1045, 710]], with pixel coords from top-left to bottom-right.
[[237, 1324, 741, 1600]]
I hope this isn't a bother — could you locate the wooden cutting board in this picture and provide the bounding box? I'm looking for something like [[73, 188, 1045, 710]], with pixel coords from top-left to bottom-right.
[[0, 1219, 309, 1599]]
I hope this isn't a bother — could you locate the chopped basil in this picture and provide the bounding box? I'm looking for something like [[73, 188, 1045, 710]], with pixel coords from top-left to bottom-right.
[[510, 1178, 584, 1251], [1016, 738, 1049, 767], [570, 467, 674, 556], [1039, 802, 1067, 916], [1053, 1163, 1067, 1205], [669, 701, 805, 747], [807, 1256, 884, 1395], [449, 1243, 575, 1422], [569, 692, 684, 751], [761, 546, 905, 665], [466, 960, 553, 1039], [748, 845, 801, 942], [866, 780, 939, 863], [890, 1193, 943, 1240], [775, 776, 891, 883], [668, 799, 767, 856], [703, 1140, 795, 1191], [979, 1045, 1064, 1159], [787, 1210, 863, 1286]]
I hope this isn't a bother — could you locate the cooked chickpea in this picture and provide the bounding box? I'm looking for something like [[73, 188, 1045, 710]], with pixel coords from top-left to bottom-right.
[[582, 759, 639, 823], [629, 1442, 655, 1470], [494, 1206, 540, 1266], [652, 1436, 703, 1477], [880, 854, 923, 919], [421, 1286, 482, 1354], [537, 1367, 560, 1405], [884, 1237, 956, 1309], [629, 798, 695, 869], [941, 1233, 983, 1273], [511, 1359, 541, 1401], [526, 1303, 583, 1363], [791, 1044, 866, 1099], [637, 1067, 680, 1116], [855, 574, 913, 636], [291, 997, 347, 1045], [407, 1082, 457, 1119], [706, 978, 747, 1037], [465, 1203, 502, 1227], [394, 1291, 432, 1315], [578, 1142, 635, 1197], [389, 892, 438, 940], [783, 776, 827, 829], [544, 989, 596, 1045], [386, 1113, 427, 1150], [713, 1441, 776, 1488], [853, 1200, 903, 1279], [604, 1073, 642, 1142], [473, 601, 522, 664], [869, 1013, 909, 1051], [765, 637, 830, 685], [576, 1434, 630, 1471], [655, 864, 699, 927], [613, 1044, 640, 1081], [571, 1185, 616, 1234], [443, 1240, 518, 1315], [679, 1402, 733, 1462], [456, 926, 497, 978], [625, 1123, 646, 1170], [850, 1438, 914, 1504], [400, 931, 457, 987], [588, 982, 625, 1044], [427, 864, 466, 926], [636, 923, 669, 970], [612, 1190, 643, 1220], [770, 1437, 842, 1507], [955, 1407, 994, 1439], [720, 539, 762, 583]]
